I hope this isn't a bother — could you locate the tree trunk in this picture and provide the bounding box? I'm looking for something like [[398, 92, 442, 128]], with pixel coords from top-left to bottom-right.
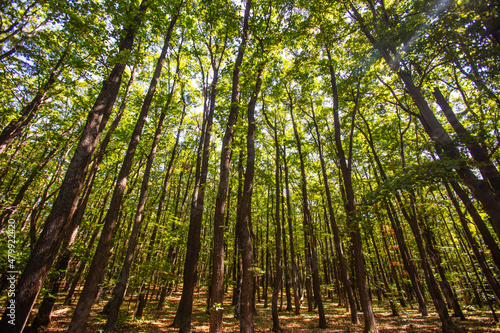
[[309, 81, 358, 323], [29, 63, 136, 332], [172, 30, 221, 333], [0, 3, 147, 331], [66, 7, 178, 331], [209, 1, 253, 331], [288, 87, 327, 329], [326, 54, 377, 332], [104, 63, 182, 332], [280, 165, 292, 312], [233, 152, 245, 317], [282, 145, 301, 315], [263, 102, 282, 331]]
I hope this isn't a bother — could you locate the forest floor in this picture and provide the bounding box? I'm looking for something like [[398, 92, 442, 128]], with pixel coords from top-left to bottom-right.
[[35, 288, 500, 333]]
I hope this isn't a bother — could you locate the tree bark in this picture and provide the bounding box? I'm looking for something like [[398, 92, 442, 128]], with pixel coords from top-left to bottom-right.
[[288, 86, 327, 329], [263, 102, 282, 331], [172, 32, 221, 333], [0, 3, 147, 331], [282, 145, 301, 315], [326, 55, 376, 332], [309, 77, 358, 323], [66, 6, 177, 331], [104, 62, 182, 332], [208, 1, 253, 331], [29, 62, 136, 332]]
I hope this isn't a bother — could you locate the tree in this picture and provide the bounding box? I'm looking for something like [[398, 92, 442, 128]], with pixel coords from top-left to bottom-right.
[[0, 2, 148, 330]]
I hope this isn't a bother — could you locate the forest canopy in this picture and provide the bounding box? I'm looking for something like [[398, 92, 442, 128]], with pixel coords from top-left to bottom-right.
[[0, 0, 499, 332]]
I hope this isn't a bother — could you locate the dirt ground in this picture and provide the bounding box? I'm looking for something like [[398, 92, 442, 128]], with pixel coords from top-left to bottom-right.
[[33, 288, 500, 332]]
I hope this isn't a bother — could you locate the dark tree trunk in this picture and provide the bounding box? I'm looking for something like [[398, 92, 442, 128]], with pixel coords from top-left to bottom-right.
[[288, 87, 327, 329], [280, 166, 292, 312], [29, 63, 136, 332], [263, 101, 282, 331], [29, 166, 117, 332], [66, 7, 177, 331], [326, 58, 376, 332], [233, 152, 245, 317], [282, 146, 300, 315], [171, 27, 221, 333], [262, 195, 270, 308], [309, 80, 358, 323], [104, 59, 182, 332], [209, 1, 253, 331], [0, 3, 147, 331]]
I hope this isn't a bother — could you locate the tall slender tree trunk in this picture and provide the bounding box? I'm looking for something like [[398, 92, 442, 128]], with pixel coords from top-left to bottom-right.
[[325, 57, 377, 332], [282, 145, 300, 315], [209, 1, 253, 331], [0, 3, 147, 331], [29, 64, 136, 332], [233, 152, 245, 317], [309, 85, 358, 323], [288, 87, 327, 329], [66, 8, 178, 331], [262, 194, 270, 308], [280, 165, 292, 312], [104, 66, 182, 332], [172, 47, 220, 333], [263, 104, 282, 332]]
